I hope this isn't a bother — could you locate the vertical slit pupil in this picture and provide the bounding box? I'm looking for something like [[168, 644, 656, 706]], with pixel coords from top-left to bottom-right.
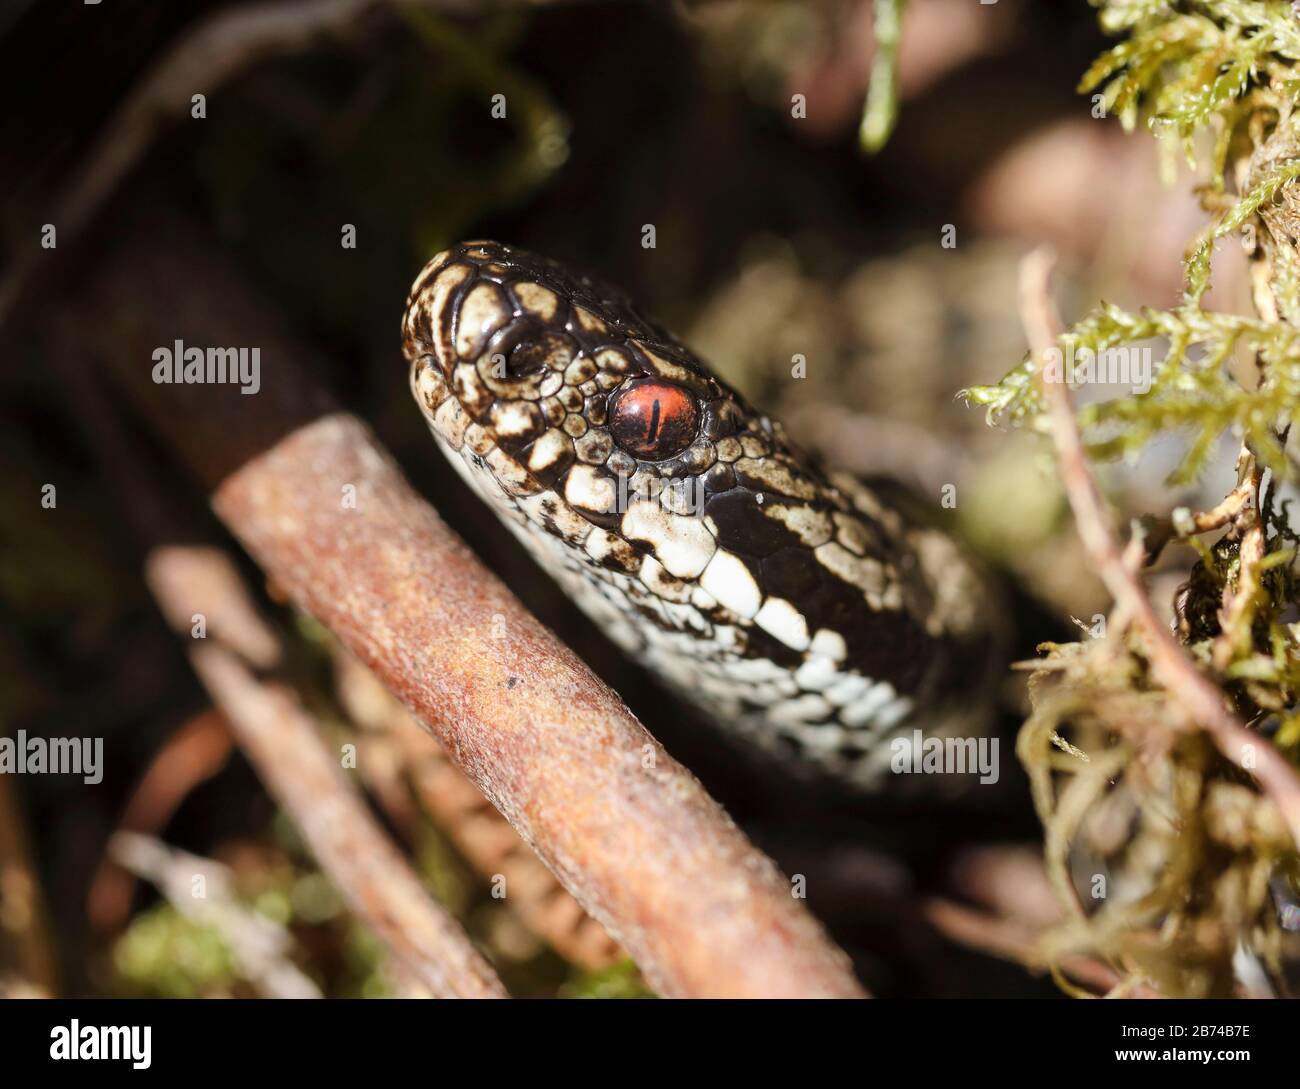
[[610, 381, 698, 460]]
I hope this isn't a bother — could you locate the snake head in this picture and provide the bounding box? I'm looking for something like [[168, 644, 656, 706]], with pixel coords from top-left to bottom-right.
[[401, 240, 760, 519], [402, 241, 999, 788]]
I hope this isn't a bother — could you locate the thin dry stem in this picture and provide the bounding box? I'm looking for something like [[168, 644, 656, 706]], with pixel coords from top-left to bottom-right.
[[49, 312, 506, 998], [922, 897, 1160, 998], [147, 544, 508, 998], [74, 209, 865, 999], [111, 832, 323, 999], [334, 650, 623, 971], [1018, 246, 1300, 850]]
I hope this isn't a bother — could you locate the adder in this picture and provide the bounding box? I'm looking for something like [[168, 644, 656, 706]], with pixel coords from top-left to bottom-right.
[[402, 240, 1002, 791]]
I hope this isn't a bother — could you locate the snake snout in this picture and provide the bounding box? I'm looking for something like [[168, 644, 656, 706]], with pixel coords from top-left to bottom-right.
[[403, 241, 529, 384]]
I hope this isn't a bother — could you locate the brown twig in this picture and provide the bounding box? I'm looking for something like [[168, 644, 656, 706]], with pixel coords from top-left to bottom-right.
[[1018, 246, 1300, 849], [111, 831, 323, 999], [0, 772, 59, 994], [944, 843, 1063, 930], [49, 326, 506, 999], [142, 539, 507, 995], [178, 629, 507, 997], [87, 708, 234, 933], [1139, 475, 1254, 563], [146, 544, 507, 997], [1185, 482, 1254, 536], [335, 650, 623, 971], [922, 898, 1160, 998], [73, 209, 864, 999], [1213, 515, 1266, 671]]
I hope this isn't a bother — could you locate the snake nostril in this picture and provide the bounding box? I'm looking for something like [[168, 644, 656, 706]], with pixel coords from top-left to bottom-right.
[[483, 326, 576, 385], [502, 341, 552, 378]]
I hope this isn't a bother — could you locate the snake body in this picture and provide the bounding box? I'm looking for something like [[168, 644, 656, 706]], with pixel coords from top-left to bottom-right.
[[402, 241, 999, 790]]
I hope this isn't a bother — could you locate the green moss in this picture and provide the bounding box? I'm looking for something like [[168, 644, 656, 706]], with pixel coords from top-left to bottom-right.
[[113, 905, 237, 999], [559, 959, 655, 999], [963, 0, 1300, 996]]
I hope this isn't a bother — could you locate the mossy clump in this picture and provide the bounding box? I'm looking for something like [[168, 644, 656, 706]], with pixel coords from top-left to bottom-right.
[[964, 0, 1300, 995]]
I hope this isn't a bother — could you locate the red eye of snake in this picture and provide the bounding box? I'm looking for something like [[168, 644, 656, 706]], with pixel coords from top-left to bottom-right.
[[609, 381, 699, 460]]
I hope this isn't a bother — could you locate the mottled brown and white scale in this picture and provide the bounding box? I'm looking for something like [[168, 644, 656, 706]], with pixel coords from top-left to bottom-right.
[[402, 241, 1000, 789]]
